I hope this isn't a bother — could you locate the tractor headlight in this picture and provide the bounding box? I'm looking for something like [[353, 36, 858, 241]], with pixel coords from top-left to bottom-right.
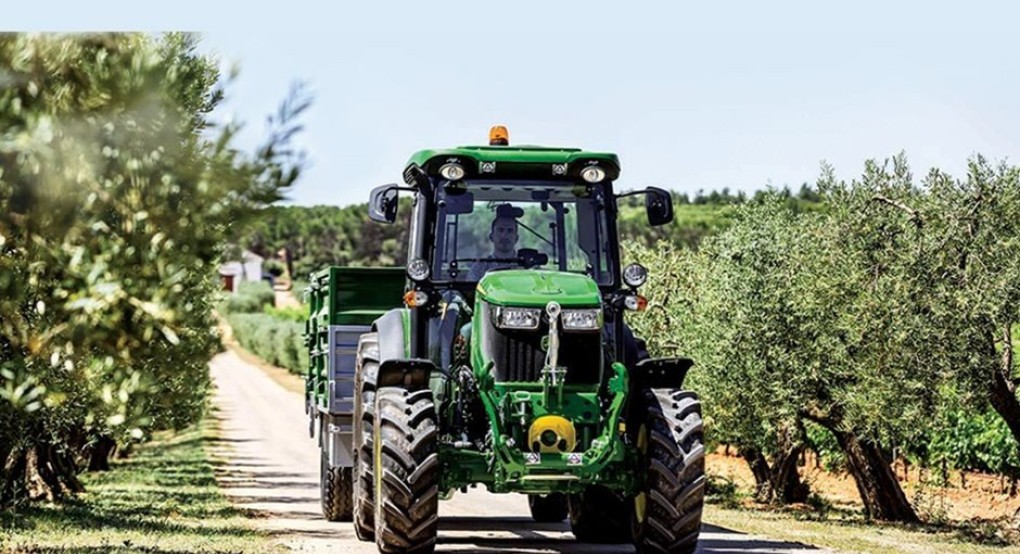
[[496, 307, 541, 330], [439, 162, 466, 181], [581, 166, 606, 183], [561, 309, 601, 331], [407, 258, 430, 282], [622, 263, 647, 288]]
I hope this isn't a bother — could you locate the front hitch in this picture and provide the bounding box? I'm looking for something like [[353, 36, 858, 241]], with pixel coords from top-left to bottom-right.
[[540, 301, 570, 410]]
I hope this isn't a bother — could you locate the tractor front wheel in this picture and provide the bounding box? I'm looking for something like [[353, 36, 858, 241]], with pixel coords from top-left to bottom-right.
[[631, 389, 705, 554], [528, 493, 568, 523], [373, 387, 439, 554]]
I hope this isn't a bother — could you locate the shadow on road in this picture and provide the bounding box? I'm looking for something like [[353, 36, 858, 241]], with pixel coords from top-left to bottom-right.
[[437, 518, 819, 554]]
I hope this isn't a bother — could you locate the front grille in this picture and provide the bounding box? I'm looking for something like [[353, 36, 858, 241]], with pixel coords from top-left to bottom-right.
[[480, 303, 602, 384], [498, 332, 545, 382]]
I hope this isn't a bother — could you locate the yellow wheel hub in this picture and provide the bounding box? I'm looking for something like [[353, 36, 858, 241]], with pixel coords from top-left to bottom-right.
[[527, 415, 577, 453]]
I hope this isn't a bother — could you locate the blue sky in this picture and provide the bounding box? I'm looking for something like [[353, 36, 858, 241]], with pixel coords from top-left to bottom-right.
[[8, 1, 1020, 207]]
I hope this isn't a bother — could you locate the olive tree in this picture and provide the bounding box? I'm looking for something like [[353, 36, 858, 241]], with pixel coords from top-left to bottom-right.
[[0, 33, 307, 503]]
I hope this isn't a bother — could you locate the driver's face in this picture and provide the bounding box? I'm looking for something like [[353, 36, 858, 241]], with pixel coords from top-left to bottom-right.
[[491, 218, 518, 254]]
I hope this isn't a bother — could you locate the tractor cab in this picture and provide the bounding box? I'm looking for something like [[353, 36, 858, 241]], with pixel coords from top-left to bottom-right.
[[369, 128, 672, 293], [367, 127, 675, 384]]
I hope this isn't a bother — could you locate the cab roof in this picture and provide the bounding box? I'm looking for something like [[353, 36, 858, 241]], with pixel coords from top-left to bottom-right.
[[403, 145, 621, 185]]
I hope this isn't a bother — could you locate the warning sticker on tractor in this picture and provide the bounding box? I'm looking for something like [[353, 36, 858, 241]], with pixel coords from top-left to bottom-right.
[[525, 453, 541, 465], [567, 453, 583, 466]]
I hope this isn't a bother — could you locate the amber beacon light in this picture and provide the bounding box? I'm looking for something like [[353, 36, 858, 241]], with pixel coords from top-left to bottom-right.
[[489, 125, 509, 146]]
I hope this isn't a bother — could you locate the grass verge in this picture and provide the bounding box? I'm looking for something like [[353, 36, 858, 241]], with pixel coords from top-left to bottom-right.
[[0, 419, 280, 554], [705, 498, 1020, 554]]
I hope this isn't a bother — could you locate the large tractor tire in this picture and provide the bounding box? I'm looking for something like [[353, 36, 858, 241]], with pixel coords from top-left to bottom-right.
[[373, 387, 440, 554], [631, 389, 705, 554], [528, 493, 568, 523], [319, 449, 354, 521], [352, 333, 379, 541], [568, 485, 631, 543]]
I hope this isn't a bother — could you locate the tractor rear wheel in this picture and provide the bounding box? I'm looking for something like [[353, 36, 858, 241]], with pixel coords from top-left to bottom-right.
[[353, 333, 379, 541], [373, 387, 439, 554], [528, 493, 568, 522], [319, 449, 353, 521], [568, 485, 631, 543], [631, 389, 705, 554]]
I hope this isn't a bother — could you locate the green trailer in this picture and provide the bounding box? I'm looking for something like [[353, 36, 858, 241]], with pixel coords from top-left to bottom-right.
[[304, 266, 404, 519], [305, 127, 705, 554]]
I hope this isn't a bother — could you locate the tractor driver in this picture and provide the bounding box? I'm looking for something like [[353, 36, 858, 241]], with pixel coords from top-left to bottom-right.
[[467, 205, 520, 281]]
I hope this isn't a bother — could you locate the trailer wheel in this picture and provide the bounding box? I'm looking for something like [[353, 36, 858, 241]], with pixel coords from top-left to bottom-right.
[[631, 389, 705, 554], [353, 333, 379, 541], [373, 387, 439, 554], [568, 485, 631, 543], [529, 493, 568, 523], [320, 449, 353, 521]]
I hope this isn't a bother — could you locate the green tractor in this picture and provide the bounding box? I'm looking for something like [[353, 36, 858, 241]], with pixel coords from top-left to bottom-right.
[[304, 128, 705, 553]]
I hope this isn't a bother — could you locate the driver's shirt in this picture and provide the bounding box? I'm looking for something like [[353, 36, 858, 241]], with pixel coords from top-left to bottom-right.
[[467, 254, 518, 281]]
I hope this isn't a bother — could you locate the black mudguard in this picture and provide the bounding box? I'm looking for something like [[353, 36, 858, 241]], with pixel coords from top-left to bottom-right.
[[631, 357, 694, 390], [373, 309, 436, 391], [374, 309, 408, 363], [377, 358, 435, 391]]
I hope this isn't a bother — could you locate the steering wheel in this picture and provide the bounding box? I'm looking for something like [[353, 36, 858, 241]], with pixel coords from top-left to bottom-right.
[[452, 249, 550, 272]]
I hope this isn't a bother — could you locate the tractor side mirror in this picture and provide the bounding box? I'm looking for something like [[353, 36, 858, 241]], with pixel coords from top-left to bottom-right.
[[645, 186, 674, 226], [369, 184, 400, 224]]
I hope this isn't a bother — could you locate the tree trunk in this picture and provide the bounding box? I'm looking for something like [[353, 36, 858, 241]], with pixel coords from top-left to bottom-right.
[[0, 442, 83, 506], [830, 428, 919, 523], [988, 326, 1020, 448], [772, 445, 809, 503], [740, 446, 809, 504], [1, 447, 28, 506], [87, 436, 118, 471], [741, 447, 773, 502]]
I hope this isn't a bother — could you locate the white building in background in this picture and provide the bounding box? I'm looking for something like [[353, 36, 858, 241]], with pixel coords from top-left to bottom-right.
[[218, 250, 264, 293], [240, 250, 264, 283]]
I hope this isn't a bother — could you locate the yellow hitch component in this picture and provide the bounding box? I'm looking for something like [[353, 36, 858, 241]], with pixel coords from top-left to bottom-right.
[[528, 415, 577, 453]]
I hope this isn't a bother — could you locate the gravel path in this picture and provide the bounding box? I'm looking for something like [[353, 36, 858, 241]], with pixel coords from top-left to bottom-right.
[[209, 349, 828, 553]]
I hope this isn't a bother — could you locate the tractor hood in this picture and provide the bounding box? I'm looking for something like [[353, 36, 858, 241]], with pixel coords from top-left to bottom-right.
[[476, 270, 601, 308]]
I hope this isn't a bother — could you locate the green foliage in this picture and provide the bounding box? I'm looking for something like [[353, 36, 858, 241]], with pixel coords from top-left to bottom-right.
[[219, 281, 275, 314], [263, 258, 286, 278], [264, 304, 309, 323], [705, 474, 742, 509], [227, 313, 306, 374], [218, 280, 306, 373], [0, 33, 307, 505], [234, 202, 412, 278], [631, 155, 1020, 506], [926, 399, 1020, 476], [803, 421, 845, 472]]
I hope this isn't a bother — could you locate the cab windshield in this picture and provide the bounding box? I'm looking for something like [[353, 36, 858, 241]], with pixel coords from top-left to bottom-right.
[[432, 181, 615, 285]]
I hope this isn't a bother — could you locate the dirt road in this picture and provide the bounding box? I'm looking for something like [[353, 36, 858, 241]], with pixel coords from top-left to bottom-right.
[[209, 350, 828, 553]]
